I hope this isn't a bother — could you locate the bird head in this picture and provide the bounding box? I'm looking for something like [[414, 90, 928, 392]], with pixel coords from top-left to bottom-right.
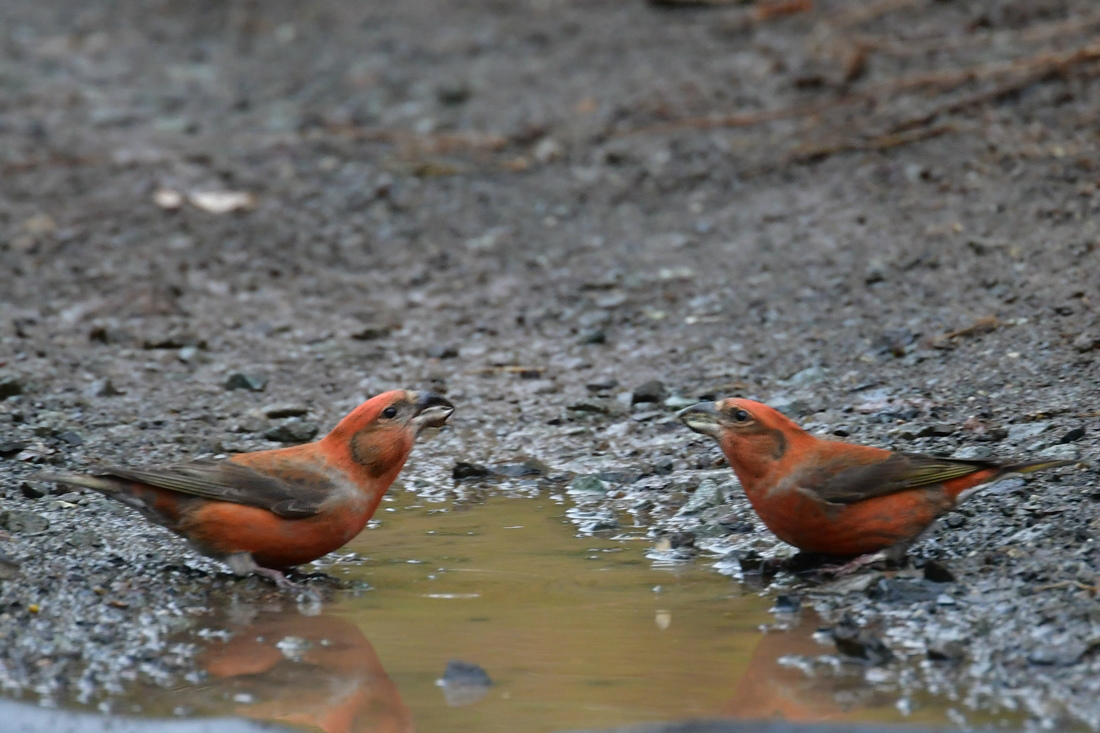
[[678, 398, 805, 478], [324, 390, 455, 478]]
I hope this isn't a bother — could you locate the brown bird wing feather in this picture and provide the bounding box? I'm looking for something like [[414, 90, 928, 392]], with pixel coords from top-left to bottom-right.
[[98, 460, 334, 518], [808, 452, 1002, 505]]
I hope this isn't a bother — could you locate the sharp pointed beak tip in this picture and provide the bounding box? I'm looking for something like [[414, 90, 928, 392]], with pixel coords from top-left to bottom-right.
[[677, 402, 722, 436], [414, 391, 455, 428], [677, 401, 717, 421]]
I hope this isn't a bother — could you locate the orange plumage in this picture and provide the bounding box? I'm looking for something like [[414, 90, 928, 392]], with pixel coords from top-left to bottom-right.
[[47, 390, 454, 586], [679, 398, 1071, 558]]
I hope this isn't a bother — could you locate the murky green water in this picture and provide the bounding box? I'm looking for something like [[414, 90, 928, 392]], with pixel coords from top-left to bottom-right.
[[157, 492, 1022, 733]]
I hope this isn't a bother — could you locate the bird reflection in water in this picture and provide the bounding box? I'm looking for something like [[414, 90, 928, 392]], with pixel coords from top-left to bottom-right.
[[723, 608, 897, 722], [194, 605, 414, 733]]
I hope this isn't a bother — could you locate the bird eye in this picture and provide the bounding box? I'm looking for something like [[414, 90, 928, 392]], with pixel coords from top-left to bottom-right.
[[381, 406, 398, 419], [732, 409, 750, 422]]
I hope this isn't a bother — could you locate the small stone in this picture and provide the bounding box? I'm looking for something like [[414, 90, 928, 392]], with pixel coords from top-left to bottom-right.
[[492, 461, 545, 478], [84, 378, 123, 398], [787, 366, 828, 386], [864, 259, 887, 284], [437, 660, 493, 707], [568, 398, 626, 417], [0, 510, 49, 534], [19, 481, 47, 499], [262, 403, 308, 419], [771, 594, 802, 614], [0, 440, 28, 459], [1028, 642, 1088, 666], [579, 330, 606, 345], [677, 479, 724, 516], [833, 616, 894, 665], [945, 514, 967, 529], [923, 560, 956, 583], [952, 445, 994, 460], [0, 552, 20, 579], [143, 333, 206, 350], [771, 395, 813, 418], [586, 379, 618, 393], [533, 137, 564, 164], [226, 372, 268, 391], [264, 418, 319, 443], [0, 373, 25, 400], [428, 345, 459, 359], [177, 345, 199, 363], [568, 475, 607, 495], [56, 430, 84, 446], [1059, 427, 1086, 444], [663, 395, 696, 410], [1038, 443, 1079, 461], [632, 380, 666, 404], [436, 82, 471, 106], [927, 640, 967, 663], [1072, 332, 1100, 353], [1006, 422, 1050, 442], [453, 462, 492, 480], [350, 324, 393, 341]]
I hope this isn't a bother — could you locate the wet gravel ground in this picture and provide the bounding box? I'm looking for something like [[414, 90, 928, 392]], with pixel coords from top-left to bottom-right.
[[2, 0, 1099, 728]]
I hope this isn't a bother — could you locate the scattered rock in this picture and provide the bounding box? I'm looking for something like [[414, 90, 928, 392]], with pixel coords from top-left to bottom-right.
[[923, 560, 956, 583], [663, 395, 696, 410], [261, 403, 308, 419], [0, 552, 19, 580], [631, 380, 666, 404], [142, 333, 206, 350], [1059, 427, 1085, 444], [350, 323, 394, 341], [832, 616, 894, 665], [452, 462, 492, 480], [436, 660, 492, 707], [787, 366, 828, 386], [0, 510, 49, 534], [1038, 443, 1079, 461], [771, 594, 802, 613], [568, 475, 607, 495], [586, 379, 618, 393], [1028, 642, 1091, 666], [84, 378, 122, 398], [579, 330, 606, 345], [770, 395, 813, 418], [56, 430, 84, 446], [928, 639, 967, 663], [1072, 332, 1100, 353], [19, 481, 47, 499], [1006, 422, 1050, 442], [0, 441, 28, 459], [428, 344, 459, 359], [492, 461, 546, 478], [676, 479, 724, 516], [0, 373, 25, 400], [568, 397, 626, 417], [264, 419, 319, 443], [226, 372, 268, 391]]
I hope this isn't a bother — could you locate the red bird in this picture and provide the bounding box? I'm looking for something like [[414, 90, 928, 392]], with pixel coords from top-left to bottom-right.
[[679, 398, 1072, 561], [47, 390, 454, 587]]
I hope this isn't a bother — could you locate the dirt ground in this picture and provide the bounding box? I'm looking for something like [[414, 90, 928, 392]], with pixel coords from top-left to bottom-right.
[[2, 0, 1099, 728]]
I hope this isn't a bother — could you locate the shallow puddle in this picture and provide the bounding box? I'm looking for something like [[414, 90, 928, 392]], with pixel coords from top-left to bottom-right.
[[134, 493, 1024, 732]]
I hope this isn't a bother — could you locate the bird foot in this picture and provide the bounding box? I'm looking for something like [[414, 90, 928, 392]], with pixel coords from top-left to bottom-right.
[[251, 566, 297, 591], [819, 551, 889, 578]]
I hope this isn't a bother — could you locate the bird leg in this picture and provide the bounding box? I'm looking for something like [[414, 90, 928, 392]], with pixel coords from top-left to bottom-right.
[[819, 550, 889, 578], [224, 552, 297, 591]]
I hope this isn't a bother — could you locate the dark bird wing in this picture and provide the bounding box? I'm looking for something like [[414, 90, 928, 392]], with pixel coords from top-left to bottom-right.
[[807, 453, 1003, 505], [95, 460, 335, 518]]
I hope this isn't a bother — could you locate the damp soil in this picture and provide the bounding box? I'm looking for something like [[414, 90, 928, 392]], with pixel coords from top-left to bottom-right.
[[1, 0, 1100, 730]]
